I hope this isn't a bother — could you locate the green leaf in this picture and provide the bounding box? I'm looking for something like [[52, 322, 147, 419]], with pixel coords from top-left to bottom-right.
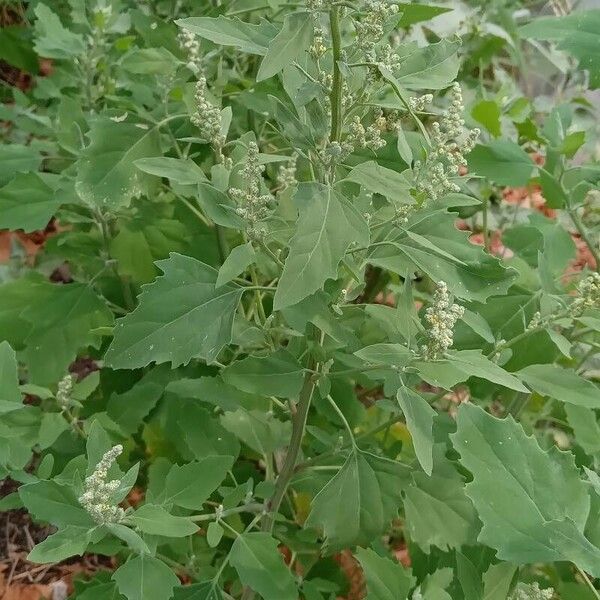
[[355, 343, 412, 368], [105, 253, 243, 369], [33, 3, 85, 59], [197, 183, 244, 228], [121, 48, 179, 74], [355, 547, 414, 600], [520, 11, 600, 89], [28, 526, 89, 563], [163, 456, 234, 509], [396, 387, 435, 475], [76, 118, 161, 210], [344, 161, 412, 201], [305, 448, 408, 549], [112, 555, 180, 600], [105, 523, 150, 555], [0, 341, 22, 414], [471, 100, 502, 138], [482, 563, 517, 600], [274, 183, 369, 310], [540, 169, 568, 208], [518, 364, 600, 408], [216, 243, 256, 287], [19, 480, 94, 529], [451, 403, 600, 575], [129, 504, 199, 537], [394, 38, 460, 90], [135, 157, 208, 185], [0, 173, 60, 232], [0, 144, 42, 185], [221, 409, 291, 455], [38, 412, 69, 448], [107, 382, 164, 435], [565, 405, 600, 455], [174, 582, 223, 600], [229, 532, 298, 600], [257, 12, 313, 81], [176, 17, 277, 55], [396, 4, 452, 27], [207, 521, 224, 547], [468, 140, 536, 187], [222, 350, 304, 398], [369, 210, 516, 302]]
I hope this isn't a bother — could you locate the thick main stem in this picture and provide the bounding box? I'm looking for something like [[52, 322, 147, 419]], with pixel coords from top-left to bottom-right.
[[329, 6, 343, 143]]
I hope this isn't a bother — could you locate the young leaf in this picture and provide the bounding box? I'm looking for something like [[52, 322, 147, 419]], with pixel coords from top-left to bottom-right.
[[135, 157, 208, 185], [274, 183, 368, 310], [355, 548, 414, 600], [112, 555, 180, 600], [28, 526, 89, 564], [305, 449, 409, 550], [0, 341, 22, 414], [129, 504, 199, 537], [0, 144, 42, 186], [257, 12, 313, 81], [467, 140, 536, 187], [216, 243, 256, 288], [33, 3, 85, 59], [229, 532, 298, 600], [174, 582, 223, 600], [105, 253, 243, 369], [344, 161, 412, 201]]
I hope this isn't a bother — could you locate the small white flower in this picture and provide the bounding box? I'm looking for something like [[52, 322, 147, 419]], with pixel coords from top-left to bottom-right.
[[571, 272, 600, 316], [422, 281, 464, 359]]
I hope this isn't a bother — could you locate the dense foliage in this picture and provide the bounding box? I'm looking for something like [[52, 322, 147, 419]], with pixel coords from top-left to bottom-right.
[[1, 1, 600, 599]]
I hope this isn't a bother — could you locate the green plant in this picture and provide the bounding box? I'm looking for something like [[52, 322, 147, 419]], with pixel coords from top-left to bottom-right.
[[1, 1, 600, 599]]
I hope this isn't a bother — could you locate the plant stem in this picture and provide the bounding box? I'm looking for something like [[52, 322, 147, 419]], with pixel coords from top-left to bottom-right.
[[569, 207, 600, 272], [576, 565, 600, 600], [329, 6, 343, 143], [482, 195, 490, 252], [190, 503, 263, 522], [326, 395, 356, 447]]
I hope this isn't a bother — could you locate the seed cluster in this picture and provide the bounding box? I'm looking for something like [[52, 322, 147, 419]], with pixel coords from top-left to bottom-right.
[[56, 373, 74, 410], [178, 29, 202, 74], [277, 154, 298, 190], [409, 93, 433, 113], [355, 1, 399, 56], [571, 272, 600, 316], [191, 77, 225, 157], [422, 281, 464, 359], [230, 142, 272, 240], [414, 83, 479, 203], [79, 445, 125, 525], [509, 583, 554, 600]]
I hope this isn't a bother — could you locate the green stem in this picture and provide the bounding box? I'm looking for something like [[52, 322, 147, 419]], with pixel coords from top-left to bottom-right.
[[482, 195, 490, 252], [569, 207, 600, 272], [190, 503, 263, 522], [326, 395, 356, 447], [329, 6, 343, 143], [576, 565, 600, 600]]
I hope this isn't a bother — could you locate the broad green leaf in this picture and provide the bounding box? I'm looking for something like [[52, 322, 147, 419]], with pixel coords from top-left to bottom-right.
[[207, 521, 224, 547], [105, 253, 243, 369], [221, 409, 291, 455], [216, 243, 256, 287], [482, 563, 517, 600], [0, 173, 59, 232], [397, 387, 435, 475], [565, 405, 600, 455], [355, 343, 412, 368], [28, 526, 89, 563], [274, 183, 369, 310], [394, 38, 460, 90], [163, 456, 234, 509], [107, 382, 164, 435], [33, 3, 85, 59], [452, 403, 600, 575], [257, 12, 313, 81], [77, 582, 124, 600], [112, 555, 179, 600], [197, 183, 244, 228], [121, 48, 179, 74], [135, 157, 208, 185], [540, 169, 568, 208], [176, 16, 277, 55], [105, 523, 150, 555], [0, 144, 42, 185], [174, 582, 223, 600], [468, 141, 536, 187], [396, 4, 452, 27], [518, 364, 600, 408], [76, 118, 161, 209], [414, 350, 527, 392], [520, 11, 600, 89], [471, 100, 502, 138], [0, 341, 22, 414], [19, 480, 94, 528], [229, 532, 298, 600], [129, 504, 199, 537], [222, 350, 304, 398], [369, 209, 517, 302], [355, 547, 414, 600], [38, 412, 69, 448], [404, 446, 479, 552], [305, 448, 408, 550], [344, 161, 412, 201], [456, 553, 482, 600]]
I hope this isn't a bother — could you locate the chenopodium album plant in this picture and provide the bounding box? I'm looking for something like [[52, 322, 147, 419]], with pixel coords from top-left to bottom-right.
[[1, 1, 600, 599]]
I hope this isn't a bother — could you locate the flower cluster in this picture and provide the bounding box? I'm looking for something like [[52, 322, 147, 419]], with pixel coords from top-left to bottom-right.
[[191, 77, 225, 157], [56, 373, 74, 410], [79, 445, 125, 525], [346, 115, 386, 151], [509, 583, 554, 600], [571, 272, 600, 316], [422, 281, 464, 359], [230, 142, 272, 239], [409, 93, 433, 112], [355, 1, 400, 56], [414, 83, 479, 203], [277, 154, 298, 190], [178, 29, 202, 74]]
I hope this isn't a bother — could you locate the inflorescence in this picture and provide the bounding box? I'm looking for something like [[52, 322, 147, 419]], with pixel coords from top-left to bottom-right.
[[178, 29, 202, 74], [422, 281, 464, 359], [509, 583, 554, 600], [79, 445, 125, 525], [571, 272, 600, 316], [56, 373, 74, 410], [191, 77, 226, 161]]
